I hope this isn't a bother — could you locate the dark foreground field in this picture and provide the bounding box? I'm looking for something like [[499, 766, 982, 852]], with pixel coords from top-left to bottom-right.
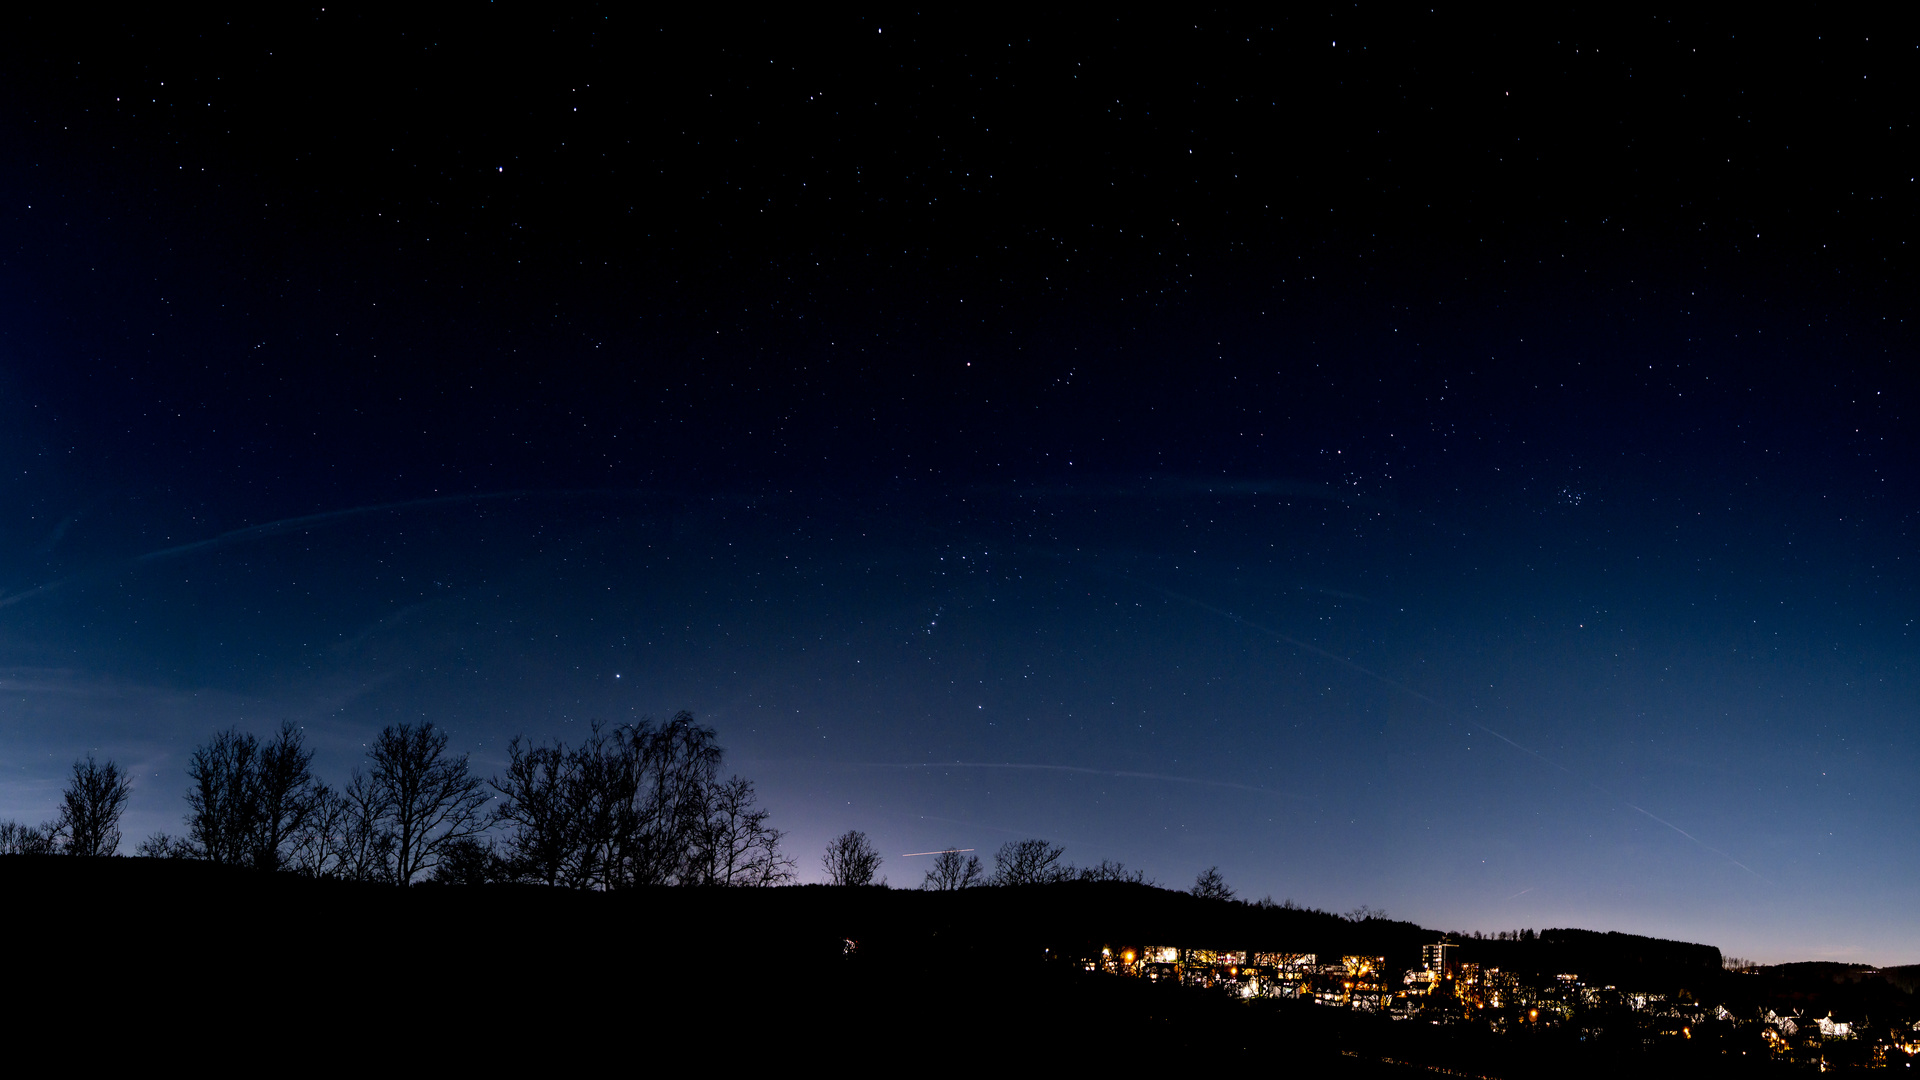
[[4, 856, 1779, 1075]]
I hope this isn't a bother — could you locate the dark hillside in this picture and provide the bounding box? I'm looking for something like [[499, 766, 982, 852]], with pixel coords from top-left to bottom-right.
[[1458, 929, 1723, 994], [1717, 961, 1920, 1022], [2, 858, 1406, 1070], [4, 856, 1749, 1074]]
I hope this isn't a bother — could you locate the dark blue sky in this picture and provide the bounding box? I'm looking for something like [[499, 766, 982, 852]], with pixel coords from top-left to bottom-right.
[[2, 12, 1916, 962]]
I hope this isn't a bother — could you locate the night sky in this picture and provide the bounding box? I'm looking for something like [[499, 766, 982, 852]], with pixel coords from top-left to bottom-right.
[[3, 13, 1917, 963]]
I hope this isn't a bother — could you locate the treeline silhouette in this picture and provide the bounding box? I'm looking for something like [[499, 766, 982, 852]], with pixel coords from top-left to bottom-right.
[[3, 711, 798, 889], [7, 712, 1260, 902], [819, 831, 1166, 891]]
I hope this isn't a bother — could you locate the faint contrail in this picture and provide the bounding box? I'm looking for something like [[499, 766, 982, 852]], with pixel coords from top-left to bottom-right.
[[901, 848, 975, 857], [1093, 566, 1768, 881], [1619, 801, 1761, 878], [1109, 572, 1575, 776], [863, 760, 1299, 798], [0, 489, 643, 610], [0, 580, 70, 610], [134, 490, 552, 563]]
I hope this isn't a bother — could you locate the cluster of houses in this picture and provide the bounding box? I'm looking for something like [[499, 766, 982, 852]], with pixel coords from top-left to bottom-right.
[[1087, 941, 1920, 1067], [1091, 941, 1590, 1016], [1749, 1006, 1920, 1069], [1096, 946, 1394, 1009]]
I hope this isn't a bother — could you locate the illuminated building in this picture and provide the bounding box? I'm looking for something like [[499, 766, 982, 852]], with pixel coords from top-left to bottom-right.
[[1483, 968, 1521, 1008], [1255, 952, 1316, 983], [1343, 955, 1385, 981], [1341, 955, 1390, 1010], [1420, 941, 1456, 978]]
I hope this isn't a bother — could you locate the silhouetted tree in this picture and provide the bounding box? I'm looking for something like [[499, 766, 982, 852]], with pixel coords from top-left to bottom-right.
[[1191, 866, 1234, 900], [185, 728, 259, 864], [822, 830, 883, 886], [991, 838, 1070, 886], [251, 724, 318, 871], [184, 723, 318, 870], [490, 712, 785, 889], [601, 712, 723, 887], [920, 848, 982, 890], [686, 775, 795, 886], [361, 723, 489, 885], [57, 755, 131, 856], [431, 836, 504, 885], [282, 782, 356, 877], [333, 773, 398, 882], [566, 721, 632, 888], [1078, 859, 1153, 885], [490, 733, 584, 886], [135, 832, 193, 858], [0, 819, 57, 855]]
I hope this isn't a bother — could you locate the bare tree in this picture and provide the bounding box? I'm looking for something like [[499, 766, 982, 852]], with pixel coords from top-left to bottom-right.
[[333, 772, 398, 882], [490, 712, 773, 889], [185, 728, 261, 865], [361, 723, 490, 885], [431, 836, 503, 885], [687, 776, 795, 886], [183, 723, 318, 870], [991, 838, 1070, 886], [135, 832, 192, 858], [1191, 865, 1234, 901], [58, 755, 132, 857], [822, 830, 884, 886], [920, 848, 982, 890], [602, 713, 723, 887], [0, 819, 58, 855], [284, 782, 354, 877], [1078, 859, 1153, 885], [490, 733, 584, 886], [250, 724, 318, 871]]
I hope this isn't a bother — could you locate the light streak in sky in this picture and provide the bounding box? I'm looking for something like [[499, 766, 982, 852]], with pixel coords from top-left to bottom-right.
[[133, 491, 537, 563], [1096, 564, 1768, 882], [863, 760, 1301, 799], [0, 489, 642, 610]]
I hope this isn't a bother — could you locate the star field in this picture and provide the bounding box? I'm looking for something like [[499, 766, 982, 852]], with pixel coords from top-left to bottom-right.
[[1, 12, 1917, 963]]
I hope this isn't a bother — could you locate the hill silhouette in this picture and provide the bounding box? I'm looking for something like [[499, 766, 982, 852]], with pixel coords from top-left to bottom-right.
[[3, 855, 1753, 1073]]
